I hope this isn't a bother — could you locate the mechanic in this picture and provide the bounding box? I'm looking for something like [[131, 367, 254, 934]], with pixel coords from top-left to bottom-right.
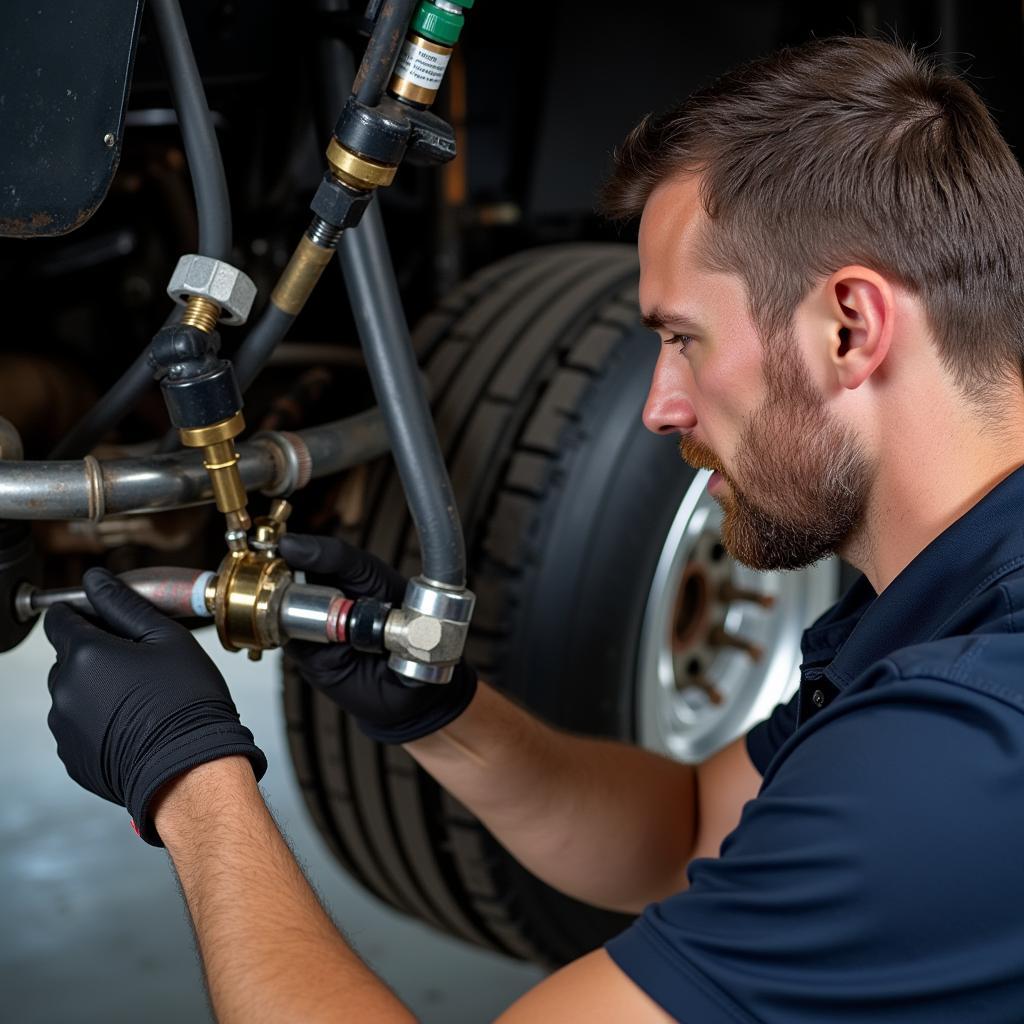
[[42, 35, 1024, 1022]]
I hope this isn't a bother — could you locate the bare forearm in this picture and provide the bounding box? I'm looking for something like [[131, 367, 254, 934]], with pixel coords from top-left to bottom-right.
[[155, 757, 414, 1024], [405, 683, 697, 913]]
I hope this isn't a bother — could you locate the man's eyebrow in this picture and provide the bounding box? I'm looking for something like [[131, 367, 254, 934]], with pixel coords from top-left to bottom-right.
[[640, 308, 705, 333]]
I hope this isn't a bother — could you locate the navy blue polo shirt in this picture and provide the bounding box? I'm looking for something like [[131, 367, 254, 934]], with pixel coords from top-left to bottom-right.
[[607, 463, 1024, 1023]]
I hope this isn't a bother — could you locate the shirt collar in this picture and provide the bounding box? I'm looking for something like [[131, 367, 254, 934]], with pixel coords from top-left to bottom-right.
[[822, 463, 1024, 688]]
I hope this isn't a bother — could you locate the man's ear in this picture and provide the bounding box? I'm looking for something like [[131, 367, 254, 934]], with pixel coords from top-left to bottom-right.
[[825, 267, 894, 390]]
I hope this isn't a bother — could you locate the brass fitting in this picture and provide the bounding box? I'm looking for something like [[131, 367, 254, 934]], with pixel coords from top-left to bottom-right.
[[325, 138, 397, 191], [179, 412, 251, 534], [180, 295, 221, 334], [270, 235, 338, 316], [211, 500, 293, 658]]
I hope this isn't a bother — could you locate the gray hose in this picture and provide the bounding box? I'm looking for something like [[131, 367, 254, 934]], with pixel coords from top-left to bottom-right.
[[232, 303, 298, 393], [149, 0, 231, 261], [339, 201, 466, 587], [352, 0, 419, 108], [49, 348, 154, 460]]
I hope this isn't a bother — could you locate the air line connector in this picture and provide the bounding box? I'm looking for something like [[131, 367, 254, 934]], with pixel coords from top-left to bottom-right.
[[268, 0, 472, 321], [156, 255, 258, 538], [383, 577, 476, 684], [389, 0, 475, 108]]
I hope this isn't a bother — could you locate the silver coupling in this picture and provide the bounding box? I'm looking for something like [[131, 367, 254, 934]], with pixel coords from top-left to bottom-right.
[[166, 254, 257, 326], [384, 577, 476, 684]]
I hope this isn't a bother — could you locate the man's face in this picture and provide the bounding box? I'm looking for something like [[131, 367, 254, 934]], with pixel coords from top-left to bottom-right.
[[638, 175, 872, 571]]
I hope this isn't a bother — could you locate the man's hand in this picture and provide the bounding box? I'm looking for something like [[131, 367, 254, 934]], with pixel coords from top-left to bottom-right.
[[44, 567, 266, 846], [278, 533, 477, 743]]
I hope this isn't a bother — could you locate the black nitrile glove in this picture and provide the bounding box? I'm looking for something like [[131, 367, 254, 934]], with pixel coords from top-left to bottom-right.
[[279, 533, 477, 744], [44, 567, 267, 846]]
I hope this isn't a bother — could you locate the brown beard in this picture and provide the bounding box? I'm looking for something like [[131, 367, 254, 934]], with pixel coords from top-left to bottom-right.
[[678, 339, 871, 571]]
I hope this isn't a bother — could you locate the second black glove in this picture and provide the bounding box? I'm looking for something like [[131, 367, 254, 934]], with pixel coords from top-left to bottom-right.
[[279, 533, 477, 744]]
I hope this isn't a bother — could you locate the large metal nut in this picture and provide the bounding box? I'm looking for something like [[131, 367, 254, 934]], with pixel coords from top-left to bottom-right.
[[384, 608, 471, 666], [310, 174, 371, 230], [167, 255, 257, 326]]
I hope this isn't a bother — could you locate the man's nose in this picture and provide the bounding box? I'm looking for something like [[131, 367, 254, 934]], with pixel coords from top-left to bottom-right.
[[642, 350, 698, 435]]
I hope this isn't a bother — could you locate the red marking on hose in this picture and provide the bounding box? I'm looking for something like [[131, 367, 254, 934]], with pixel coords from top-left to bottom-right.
[[326, 597, 353, 643]]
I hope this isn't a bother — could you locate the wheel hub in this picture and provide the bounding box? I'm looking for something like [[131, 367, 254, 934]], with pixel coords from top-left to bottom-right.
[[637, 470, 838, 762]]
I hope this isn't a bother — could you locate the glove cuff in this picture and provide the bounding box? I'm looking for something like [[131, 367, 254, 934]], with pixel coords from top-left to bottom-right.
[[127, 722, 268, 847], [358, 662, 479, 745]]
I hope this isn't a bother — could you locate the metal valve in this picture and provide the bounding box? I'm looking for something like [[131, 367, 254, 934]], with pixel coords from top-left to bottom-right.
[[18, 498, 475, 682]]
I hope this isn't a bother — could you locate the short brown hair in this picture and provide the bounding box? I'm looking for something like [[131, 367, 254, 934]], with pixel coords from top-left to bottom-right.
[[601, 37, 1024, 399]]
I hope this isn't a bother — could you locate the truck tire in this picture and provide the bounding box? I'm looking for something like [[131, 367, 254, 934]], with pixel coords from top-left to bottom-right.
[[283, 243, 839, 966]]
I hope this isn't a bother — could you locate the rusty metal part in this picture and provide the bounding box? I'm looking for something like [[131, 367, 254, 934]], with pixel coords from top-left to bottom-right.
[[676, 672, 724, 705], [179, 295, 221, 333], [254, 430, 314, 497], [0, 408, 391, 520], [18, 566, 214, 622], [388, 34, 453, 105], [270, 235, 337, 316], [325, 138, 397, 191], [708, 624, 764, 662]]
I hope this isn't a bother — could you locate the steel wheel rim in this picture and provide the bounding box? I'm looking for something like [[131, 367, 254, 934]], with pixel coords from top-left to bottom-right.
[[636, 470, 839, 762]]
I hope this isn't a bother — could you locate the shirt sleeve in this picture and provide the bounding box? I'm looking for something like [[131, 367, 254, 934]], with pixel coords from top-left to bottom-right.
[[744, 690, 798, 775], [607, 672, 1024, 1023]]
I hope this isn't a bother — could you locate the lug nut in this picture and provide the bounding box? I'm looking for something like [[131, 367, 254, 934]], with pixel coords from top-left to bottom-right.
[[676, 672, 724, 705], [708, 624, 764, 662]]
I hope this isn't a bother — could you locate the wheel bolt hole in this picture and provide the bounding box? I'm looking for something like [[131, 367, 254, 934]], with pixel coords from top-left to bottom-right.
[[686, 658, 702, 676], [710, 542, 726, 563]]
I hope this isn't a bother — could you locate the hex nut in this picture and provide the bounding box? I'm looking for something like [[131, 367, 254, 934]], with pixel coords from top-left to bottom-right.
[[167, 255, 257, 326], [311, 175, 371, 230], [386, 610, 470, 665], [406, 614, 443, 652]]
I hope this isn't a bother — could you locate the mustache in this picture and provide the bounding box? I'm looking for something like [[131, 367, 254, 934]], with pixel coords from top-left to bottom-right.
[[678, 435, 727, 476]]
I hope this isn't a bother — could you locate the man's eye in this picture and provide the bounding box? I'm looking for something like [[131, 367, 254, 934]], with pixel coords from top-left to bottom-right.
[[663, 334, 695, 355]]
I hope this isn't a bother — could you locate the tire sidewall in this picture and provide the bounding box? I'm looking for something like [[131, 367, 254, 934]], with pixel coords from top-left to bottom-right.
[[500, 322, 698, 742]]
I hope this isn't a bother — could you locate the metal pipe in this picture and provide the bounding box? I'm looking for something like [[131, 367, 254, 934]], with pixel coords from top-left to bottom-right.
[[18, 567, 214, 621], [232, 303, 298, 393], [0, 410, 391, 520], [339, 200, 466, 586], [352, 0, 419, 108]]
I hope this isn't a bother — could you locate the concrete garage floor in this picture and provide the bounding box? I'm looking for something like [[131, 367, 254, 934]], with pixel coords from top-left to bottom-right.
[[0, 620, 544, 1023]]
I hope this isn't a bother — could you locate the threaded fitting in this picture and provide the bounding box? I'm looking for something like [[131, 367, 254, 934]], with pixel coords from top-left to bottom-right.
[[180, 295, 221, 334]]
